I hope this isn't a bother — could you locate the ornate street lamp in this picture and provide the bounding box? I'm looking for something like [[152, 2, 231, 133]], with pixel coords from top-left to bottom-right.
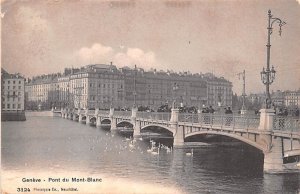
[[261, 10, 285, 109]]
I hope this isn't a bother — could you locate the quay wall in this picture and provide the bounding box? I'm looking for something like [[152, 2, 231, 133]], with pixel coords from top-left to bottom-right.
[[2, 111, 26, 121], [25, 111, 61, 117]]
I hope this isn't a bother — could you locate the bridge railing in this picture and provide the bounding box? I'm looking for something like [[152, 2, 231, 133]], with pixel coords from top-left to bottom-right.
[[178, 114, 199, 123], [136, 112, 171, 121], [114, 111, 132, 118], [98, 110, 109, 115], [87, 110, 95, 114], [179, 113, 260, 130], [273, 116, 300, 132]]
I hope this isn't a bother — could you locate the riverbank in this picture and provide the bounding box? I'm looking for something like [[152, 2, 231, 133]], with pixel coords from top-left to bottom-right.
[[25, 111, 61, 117]]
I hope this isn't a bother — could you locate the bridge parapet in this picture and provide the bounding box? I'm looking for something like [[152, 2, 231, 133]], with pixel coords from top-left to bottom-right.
[[136, 112, 171, 121], [114, 111, 132, 118], [98, 110, 109, 116], [273, 116, 300, 132], [87, 109, 95, 115], [178, 113, 260, 130]]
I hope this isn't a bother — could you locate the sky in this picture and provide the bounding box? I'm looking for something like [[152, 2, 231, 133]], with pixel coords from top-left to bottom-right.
[[1, 0, 300, 94]]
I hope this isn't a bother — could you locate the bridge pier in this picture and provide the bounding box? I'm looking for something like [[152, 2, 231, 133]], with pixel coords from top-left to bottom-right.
[[258, 108, 286, 173], [96, 116, 101, 127], [173, 125, 185, 148], [170, 108, 185, 148], [131, 107, 141, 138], [79, 114, 82, 123], [133, 120, 141, 138], [86, 115, 90, 125], [72, 114, 77, 121], [110, 118, 117, 130], [109, 108, 117, 130], [264, 136, 284, 173]]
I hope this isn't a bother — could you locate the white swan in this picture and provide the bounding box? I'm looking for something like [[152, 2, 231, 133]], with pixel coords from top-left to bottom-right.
[[125, 137, 131, 141], [186, 149, 194, 156], [129, 141, 134, 148], [151, 148, 160, 155], [166, 147, 172, 153]]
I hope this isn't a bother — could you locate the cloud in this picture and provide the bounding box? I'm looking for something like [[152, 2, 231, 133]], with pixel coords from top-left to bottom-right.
[[114, 48, 157, 68], [75, 43, 161, 70], [75, 43, 114, 64]]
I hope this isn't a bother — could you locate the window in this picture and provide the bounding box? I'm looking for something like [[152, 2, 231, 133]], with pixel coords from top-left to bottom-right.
[[19, 80, 21, 84], [7, 104, 10, 109], [13, 81, 15, 84], [13, 86, 16, 89], [8, 86, 10, 89], [18, 104, 21, 109], [13, 104, 15, 108], [8, 81, 10, 84]]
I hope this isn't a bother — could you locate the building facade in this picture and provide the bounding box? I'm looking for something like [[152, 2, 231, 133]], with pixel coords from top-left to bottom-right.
[[206, 73, 233, 108], [284, 90, 300, 108], [1, 69, 25, 111], [25, 64, 233, 111]]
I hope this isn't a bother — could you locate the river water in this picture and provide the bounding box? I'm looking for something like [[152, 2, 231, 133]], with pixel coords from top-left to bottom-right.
[[1, 116, 300, 194]]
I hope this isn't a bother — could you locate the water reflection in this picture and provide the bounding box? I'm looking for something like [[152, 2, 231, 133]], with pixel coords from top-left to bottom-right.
[[1, 116, 300, 194]]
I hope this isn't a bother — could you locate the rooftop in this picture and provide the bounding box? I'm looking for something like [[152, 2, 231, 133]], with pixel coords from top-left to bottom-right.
[[1, 68, 25, 79], [26, 63, 231, 84]]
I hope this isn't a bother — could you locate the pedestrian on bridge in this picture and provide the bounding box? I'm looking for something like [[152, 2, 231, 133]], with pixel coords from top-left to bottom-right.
[[225, 107, 233, 126]]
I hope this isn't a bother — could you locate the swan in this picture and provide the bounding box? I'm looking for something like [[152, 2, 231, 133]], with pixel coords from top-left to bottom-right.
[[186, 149, 194, 156], [129, 141, 134, 148], [151, 148, 160, 155], [166, 147, 172, 153]]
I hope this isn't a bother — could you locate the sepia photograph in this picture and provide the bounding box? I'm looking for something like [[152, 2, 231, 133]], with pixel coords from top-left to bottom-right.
[[1, 0, 300, 193]]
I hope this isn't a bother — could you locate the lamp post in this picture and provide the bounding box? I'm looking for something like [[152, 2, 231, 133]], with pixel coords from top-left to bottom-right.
[[238, 70, 246, 113], [261, 10, 285, 109], [172, 83, 179, 109], [133, 65, 137, 108]]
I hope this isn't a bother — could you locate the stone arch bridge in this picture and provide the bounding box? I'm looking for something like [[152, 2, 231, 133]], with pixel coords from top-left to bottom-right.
[[57, 108, 300, 173]]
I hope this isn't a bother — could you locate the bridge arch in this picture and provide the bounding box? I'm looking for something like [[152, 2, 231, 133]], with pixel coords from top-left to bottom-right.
[[81, 115, 86, 120], [185, 131, 265, 152], [141, 124, 174, 136], [101, 118, 111, 124], [117, 121, 133, 128], [90, 116, 96, 122]]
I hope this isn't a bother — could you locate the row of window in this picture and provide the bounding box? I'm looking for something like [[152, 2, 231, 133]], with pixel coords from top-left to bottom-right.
[[89, 83, 123, 89], [5, 86, 22, 90], [3, 80, 22, 84], [5, 91, 22, 96], [3, 97, 22, 102], [2, 103, 22, 109]]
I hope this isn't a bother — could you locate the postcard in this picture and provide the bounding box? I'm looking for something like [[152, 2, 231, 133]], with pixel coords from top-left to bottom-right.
[[1, 0, 300, 193]]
